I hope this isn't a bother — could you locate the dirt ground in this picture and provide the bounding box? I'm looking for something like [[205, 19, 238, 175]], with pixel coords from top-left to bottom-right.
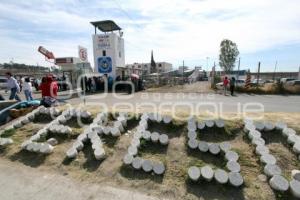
[[0, 109, 300, 200], [146, 81, 212, 93]]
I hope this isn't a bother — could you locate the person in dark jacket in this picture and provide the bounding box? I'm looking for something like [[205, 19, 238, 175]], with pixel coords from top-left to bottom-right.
[[230, 77, 236, 96]]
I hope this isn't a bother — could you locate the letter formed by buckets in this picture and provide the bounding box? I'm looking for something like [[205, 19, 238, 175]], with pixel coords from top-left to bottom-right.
[[187, 117, 244, 187], [66, 111, 128, 161], [123, 113, 173, 175], [244, 119, 300, 198]]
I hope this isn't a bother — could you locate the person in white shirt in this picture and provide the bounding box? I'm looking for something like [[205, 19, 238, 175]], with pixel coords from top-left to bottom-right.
[[23, 77, 33, 101], [5, 72, 21, 101]]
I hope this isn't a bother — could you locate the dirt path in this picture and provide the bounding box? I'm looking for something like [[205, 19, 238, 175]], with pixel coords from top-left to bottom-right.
[[0, 159, 163, 200]]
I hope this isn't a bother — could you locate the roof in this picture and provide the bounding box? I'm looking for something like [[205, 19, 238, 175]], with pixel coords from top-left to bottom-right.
[[90, 20, 122, 32]]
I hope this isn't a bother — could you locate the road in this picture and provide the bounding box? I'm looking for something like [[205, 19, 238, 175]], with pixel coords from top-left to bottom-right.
[[66, 92, 300, 113], [0, 159, 161, 200]]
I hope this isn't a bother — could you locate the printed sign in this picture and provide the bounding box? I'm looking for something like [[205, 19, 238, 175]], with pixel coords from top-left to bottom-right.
[[98, 57, 112, 73], [78, 46, 88, 62], [96, 35, 111, 49]]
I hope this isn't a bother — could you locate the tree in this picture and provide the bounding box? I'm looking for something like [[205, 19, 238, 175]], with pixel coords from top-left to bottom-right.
[[219, 39, 239, 73]]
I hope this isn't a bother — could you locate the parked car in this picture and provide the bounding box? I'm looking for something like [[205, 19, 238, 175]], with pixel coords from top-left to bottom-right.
[[0, 77, 7, 90], [251, 79, 265, 86], [280, 78, 295, 84], [215, 79, 245, 89], [286, 80, 300, 86]]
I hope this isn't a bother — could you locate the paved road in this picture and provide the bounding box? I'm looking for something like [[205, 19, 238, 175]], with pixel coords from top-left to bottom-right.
[[66, 92, 300, 113], [0, 159, 161, 200]]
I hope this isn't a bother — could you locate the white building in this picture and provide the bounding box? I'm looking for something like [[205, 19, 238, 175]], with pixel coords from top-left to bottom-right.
[[125, 62, 172, 76]]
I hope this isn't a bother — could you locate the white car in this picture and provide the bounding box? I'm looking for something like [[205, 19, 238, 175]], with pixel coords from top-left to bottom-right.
[[251, 79, 265, 85], [216, 79, 245, 89], [0, 77, 7, 90]]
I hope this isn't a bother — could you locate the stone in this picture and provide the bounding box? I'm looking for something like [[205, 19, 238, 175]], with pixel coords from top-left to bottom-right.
[[188, 166, 201, 181], [188, 139, 198, 149], [205, 120, 214, 128], [256, 145, 269, 156], [291, 170, 300, 181], [264, 122, 275, 131], [142, 131, 151, 141], [72, 140, 84, 151], [114, 121, 124, 132], [269, 175, 289, 192], [111, 127, 121, 137], [282, 128, 296, 138], [214, 169, 228, 184], [142, 160, 153, 172], [159, 134, 169, 145], [226, 161, 241, 172], [123, 154, 134, 165], [225, 151, 239, 162], [187, 131, 197, 140], [66, 147, 78, 158], [128, 145, 138, 156], [208, 143, 220, 155], [264, 164, 282, 177], [47, 138, 58, 146], [254, 122, 264, 131], [287, 134, 300, 145], [201, 166, 214, 181], [21, 140, 31, 149], [187, 122, 197, 131], [290, 180, 300, 198], [0, 138, 13, 146], [163, 115, 172, 124], [151, 132, 160, 143], [252, 137, 265, 146], [219, 141, 231, 153], [94, 148, 105, 160], [248, 130, 261, 140], [260, 154, 277, 165], [153, 162, 165, 175], [197, 121, 205, 130], [198, 141, 209, 152], [26, 143, 35, 152], [275, 121, 287, 130], [132, 157, 143, 170], [292, 142, 300, 154], [78, 134, 88, 142], [258, 174, 268, 182], [13, 121, 23, 129], [244, 123, 256, 133], [228, 172, 244, 187], [215, 119, 225, 128], [103, 127, 111, 135], [131, 138, 140, 148]]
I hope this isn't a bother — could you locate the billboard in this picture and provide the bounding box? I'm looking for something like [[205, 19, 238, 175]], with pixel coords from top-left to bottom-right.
[[78, 46, 88, 62], [95, 35, 111, 49], [38, 46, 55, 59]]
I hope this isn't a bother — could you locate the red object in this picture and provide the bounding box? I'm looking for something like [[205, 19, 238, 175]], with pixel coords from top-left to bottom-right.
[[39, 76, 58, 98], [223, 78, 229, 86], [38, 46, 55, 59]]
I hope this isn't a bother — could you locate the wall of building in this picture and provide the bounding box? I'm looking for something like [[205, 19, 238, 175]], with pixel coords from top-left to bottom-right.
[[125, 62, 172, 76]]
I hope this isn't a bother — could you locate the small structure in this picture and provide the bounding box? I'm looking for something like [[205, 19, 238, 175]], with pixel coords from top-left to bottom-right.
[[91, 20, 125, 79]]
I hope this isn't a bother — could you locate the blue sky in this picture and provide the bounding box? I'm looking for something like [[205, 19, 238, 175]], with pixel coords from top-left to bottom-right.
[[0, 0, 299, 72]]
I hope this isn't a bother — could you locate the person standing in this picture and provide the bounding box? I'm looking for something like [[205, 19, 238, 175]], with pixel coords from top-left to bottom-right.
[[230, 77, 236, 96], [5, 72, 21, 101], [23, 77, 33, 101], [223, 76, 229, 96]]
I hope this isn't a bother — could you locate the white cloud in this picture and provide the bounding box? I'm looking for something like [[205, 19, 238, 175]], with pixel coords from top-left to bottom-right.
[[0, 0, 300, 70]]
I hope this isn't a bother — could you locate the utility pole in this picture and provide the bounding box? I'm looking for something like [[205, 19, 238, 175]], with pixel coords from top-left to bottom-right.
[[237, 57, 240, 80], [257, 62, 261, 88], [273, 61, 278, 81], [182, 60, 184, 86]]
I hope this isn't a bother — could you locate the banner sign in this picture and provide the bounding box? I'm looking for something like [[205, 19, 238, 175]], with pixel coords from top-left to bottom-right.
[[97, 57, 112, 73], [78, 46, 88, 62]]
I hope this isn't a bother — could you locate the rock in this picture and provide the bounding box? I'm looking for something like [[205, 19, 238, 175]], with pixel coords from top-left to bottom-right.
[[142, 160, 153, 172], [291, 170, 300, 181], [254, 122, 264, 131], [201, 166, 214, 181], [225, 151, 239, 162], [287, 134, 300, 145], [198, 141, 209, 152], [244, 123, 256, 133], [13, 121, 22, 129], [260, 154, 277, 165], [228, 172, 244, 187], [187, 122, 197, 131], [94, 148, 105, 160], [264, 164, 282, 177], [103, 127, 111, 135], [282, 128, 296, 138], [163, 115, 172, 124], [197, 121, 205, 130], [123, 154, 134, 165], [151, 132, 160, 143], [264, 122, 275, 131], [47, 138, 58, 146], [187, 131, 197, 140], [153, 162, 165, 175], [188, 166, 201, 181], [214, 169, 228, 184], [159, 134, 169, 145], [66, 147, 78, 158], [205, 120, 214, 128], [142, 131, 151, 141], [132, 157, 143, 170], [256, 145, 269, 156], [226, 161, 241, 172], [252, 137, 265, 146], [290, 179, 300, 198], [269, 175, 289, 192], [188, 139, 199, 149], [26, 142, 35, 152], [293, 142, 300, 154], [248, 130, 261, 140], [275, 122, 287, 130], [258, 174, 268, 182], [111, 127, 121, 137], [208, 143, 220, 155], [215, 119, 225, 128], [219, 141, 231, 153], [77, 133, 88, 142], [114, 121, 124, 132], [21, 140, 31, 149], [128, 145, 138, 156], [131, 138, 140, 148], [0, 138, 13, 146]]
